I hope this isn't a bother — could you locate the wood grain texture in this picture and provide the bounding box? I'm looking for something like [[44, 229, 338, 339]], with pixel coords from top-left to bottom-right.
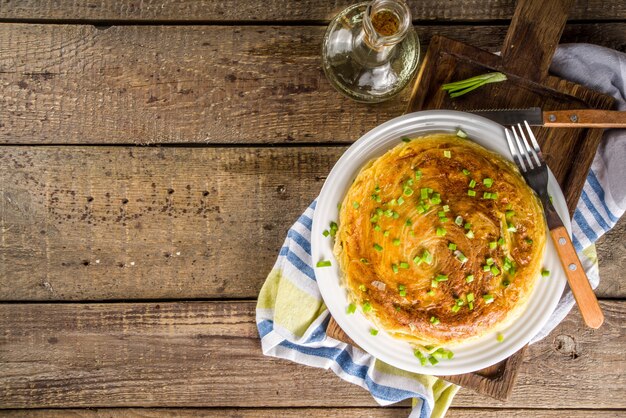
[[0, 0, 624, 22], [0, 408, 623, 418], [543, 109, 626, 128], [1, 146, 623, 301], [0, 146, 339, 301], [0, 301, 624, 409], [0, 23, 624, 145], [550, 226, 604, 328]]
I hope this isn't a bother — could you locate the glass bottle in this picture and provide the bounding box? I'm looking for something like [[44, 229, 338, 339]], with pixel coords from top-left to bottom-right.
[[321, 0, 420, 103]]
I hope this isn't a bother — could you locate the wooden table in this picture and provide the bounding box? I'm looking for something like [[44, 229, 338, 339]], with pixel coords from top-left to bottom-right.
[[0, 1, 624, 417]]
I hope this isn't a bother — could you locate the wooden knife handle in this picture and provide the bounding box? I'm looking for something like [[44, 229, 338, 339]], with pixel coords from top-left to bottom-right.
[[550, 226, 604, 328], [543, 110, 626, 128]]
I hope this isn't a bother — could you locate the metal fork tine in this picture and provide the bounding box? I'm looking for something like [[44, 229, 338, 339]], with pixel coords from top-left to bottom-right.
[[505, 128, 526, 172], [524, 121, 544, 165], [516, 123, 537, 169], [512, 125, 533, 170]]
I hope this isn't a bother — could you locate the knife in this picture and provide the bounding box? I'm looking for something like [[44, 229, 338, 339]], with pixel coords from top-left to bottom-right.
[[470, 107, 626, 128]]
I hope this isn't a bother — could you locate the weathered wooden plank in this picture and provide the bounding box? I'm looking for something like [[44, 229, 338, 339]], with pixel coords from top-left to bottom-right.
[[1, 147, 623, 301], [0, 301, 623, 408], [0, 23, 624, 145], [0, 408, 622, 417], [0, 0, 624, 22]]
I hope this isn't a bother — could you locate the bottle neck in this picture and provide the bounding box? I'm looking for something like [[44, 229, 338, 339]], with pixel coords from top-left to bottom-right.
[[352, 0, 412, 67]]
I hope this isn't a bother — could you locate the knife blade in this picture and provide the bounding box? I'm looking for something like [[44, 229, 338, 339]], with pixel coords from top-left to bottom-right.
[[469, 107, 626, 128]]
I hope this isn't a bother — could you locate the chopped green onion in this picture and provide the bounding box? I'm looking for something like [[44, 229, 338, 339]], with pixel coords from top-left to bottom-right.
[[427, 289, 436, 296], [483, 265, 491, 272], [503, 257, 513, 271], [360, 258, 369, 264], [395, 305, 401, 312], [392, 264, 399, 274], [401, 136, 411, 143], [466, 230, 475, 239], [415, 170, 422, 180], [491, 266, 501, 275], [383, 230, 390, 237], [467, 293, 475, 302], [464, 223, 472, 230], [440, 217, 449, 223], [497, 333, 504, 342], [489, 241, 497, 250], [398, 284, 406, 291], [403, 186, 414, 196], [329, 221, 338, 236], [316, 260, 331, 267], [376, 208, 383, 215], [428, 355, 439, 365], [456, 251, 468, 263], [392, 211, 400, 219], [444, 150, 452, 158], [373, 224, 381, 232], [490, 193, 498, 200], [414, 349, 427, 366], [502, 279, 510, 287], [466, 274, 474, 283], [455, 216, 463, 226], [448, 243, 457, 250], [371, 194, 381, 202], [405, 218, 412, 226], [362, 302, 372, 312], [506, 210, 515, 219], [397, 196, 405, 205], [498, 237, 505, 246], [462, 168, 471, 176], [373, 243, 383, 252], [507, 222, 517, 232], [374, 185, 381, 193], [416, 205, 426, 214], [323, 230, 330, 237], [483, 192, 492, 199], [468, 301, 474, 310], [483, 178, 493, 188], [541, 269, 550, 277], [337, 202, 342, 210], [456, 129, 468, 138], [456, 298, 465, 306], [483, 294, 494, 304], [438, 211, 446, 218], [405, 178, 414, 187], [430, 316, 440, 325], [400, 262, 409, 269], [451, 305, 461, 313], [422, 250, 433, 265], [346, 303, 356, 314], [399, 289, 406, 297], [370, 328, 379, 336], [393, 238, 401, 246], [435, 274, 448, 282], [436, 227, 447, 237], [486, 257, 494, 266], [420, 188, 429, 200], [468, 190, 476, 197], [352, 201, 359, 209], [359, 284, 367, 292], [431, 280, 438, 288], [526, 238, 533, 245], [469, 179, 476, 188], [389, 198, 397, 207]]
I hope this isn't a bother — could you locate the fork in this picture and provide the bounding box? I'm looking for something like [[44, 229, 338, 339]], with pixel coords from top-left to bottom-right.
[[505, 122, 604, 329]]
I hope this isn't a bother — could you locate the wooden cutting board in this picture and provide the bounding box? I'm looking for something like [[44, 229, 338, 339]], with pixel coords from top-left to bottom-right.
[[326, 0, 614, 401]]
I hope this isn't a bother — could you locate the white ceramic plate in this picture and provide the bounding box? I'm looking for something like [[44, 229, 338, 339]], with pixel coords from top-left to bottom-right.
[[311, 110, 569, 375]]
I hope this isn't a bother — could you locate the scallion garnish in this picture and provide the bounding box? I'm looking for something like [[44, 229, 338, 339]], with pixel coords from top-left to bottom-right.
[[456, 129, 468, 138], [430, 316, 440, 325], [507, 222, 517, 232], [451, 305, 461, 313], [441, 72, 508, 98], [398, 284, 407, 297], [359, 284, 367, 292], [498, 237, 505, 246], [323, 230, 330, 237], [448, 243, 457, 250], [506, 210, 515, 219], [360, 258, 369, 264], [370, 328, 379, 335], [483, 178, 493, 187], [436, 227, 447, 237], [483, 294, 494, 304], [414, 349, 427, 366], [526, 238, 533, 245], [352, 201, 360, 209], [416, 204, 426, 214], [329, 221, 338, 237], [316, 260, 331, 267], [456, 251, 468, 263], [467, 293, 475, 302], [483, 265, 491, 272], [374, 224, 381, 231], [401, 137, 411, 143], [375, 185, 381, 193], [373, 243, 383, 251], [486, 257, 494, 266], [405, 218, 412, 226], [370, 215, 379, 223], [489, 241, 497, 250], [541, 269, 550, 277], [392, 264, 399, 274], [469, 179, 476, 188], [483, 192, 492, 199], [469, 302, 474, 310], [397, 196, 405, 205], [462, 168, 470, 176], [430, 193, 441, 205], [347, 303, 357, 314], [400, 262, 409, 269], [468, 190, 476, 197], [403, 186, 414, 196], [392, 211, 400, 219], [362, 302, 372, 312], [431, 280, 438, 288], [466, 274, 474, 283], [415, 169, 422, 180], [371, 194, 381, 202], [391, 238, 400, 247], [444, 150, 452, 158], [428, 355, 439, 365], [438, 211, 446, 218], [427, 289, 435, 296], [384, 230, 390, 237], [497, 333, 504, 342], [443, 205, 450, 212], [491, 266, 501, 275], [435, 274, 448, 282], [455, 216, 463, 226], [420, 188, 429, 200], [466, 230, 474, 239]]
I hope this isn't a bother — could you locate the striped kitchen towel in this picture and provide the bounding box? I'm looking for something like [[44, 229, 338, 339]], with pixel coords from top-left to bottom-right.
[[256, 44, 625, 417]]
